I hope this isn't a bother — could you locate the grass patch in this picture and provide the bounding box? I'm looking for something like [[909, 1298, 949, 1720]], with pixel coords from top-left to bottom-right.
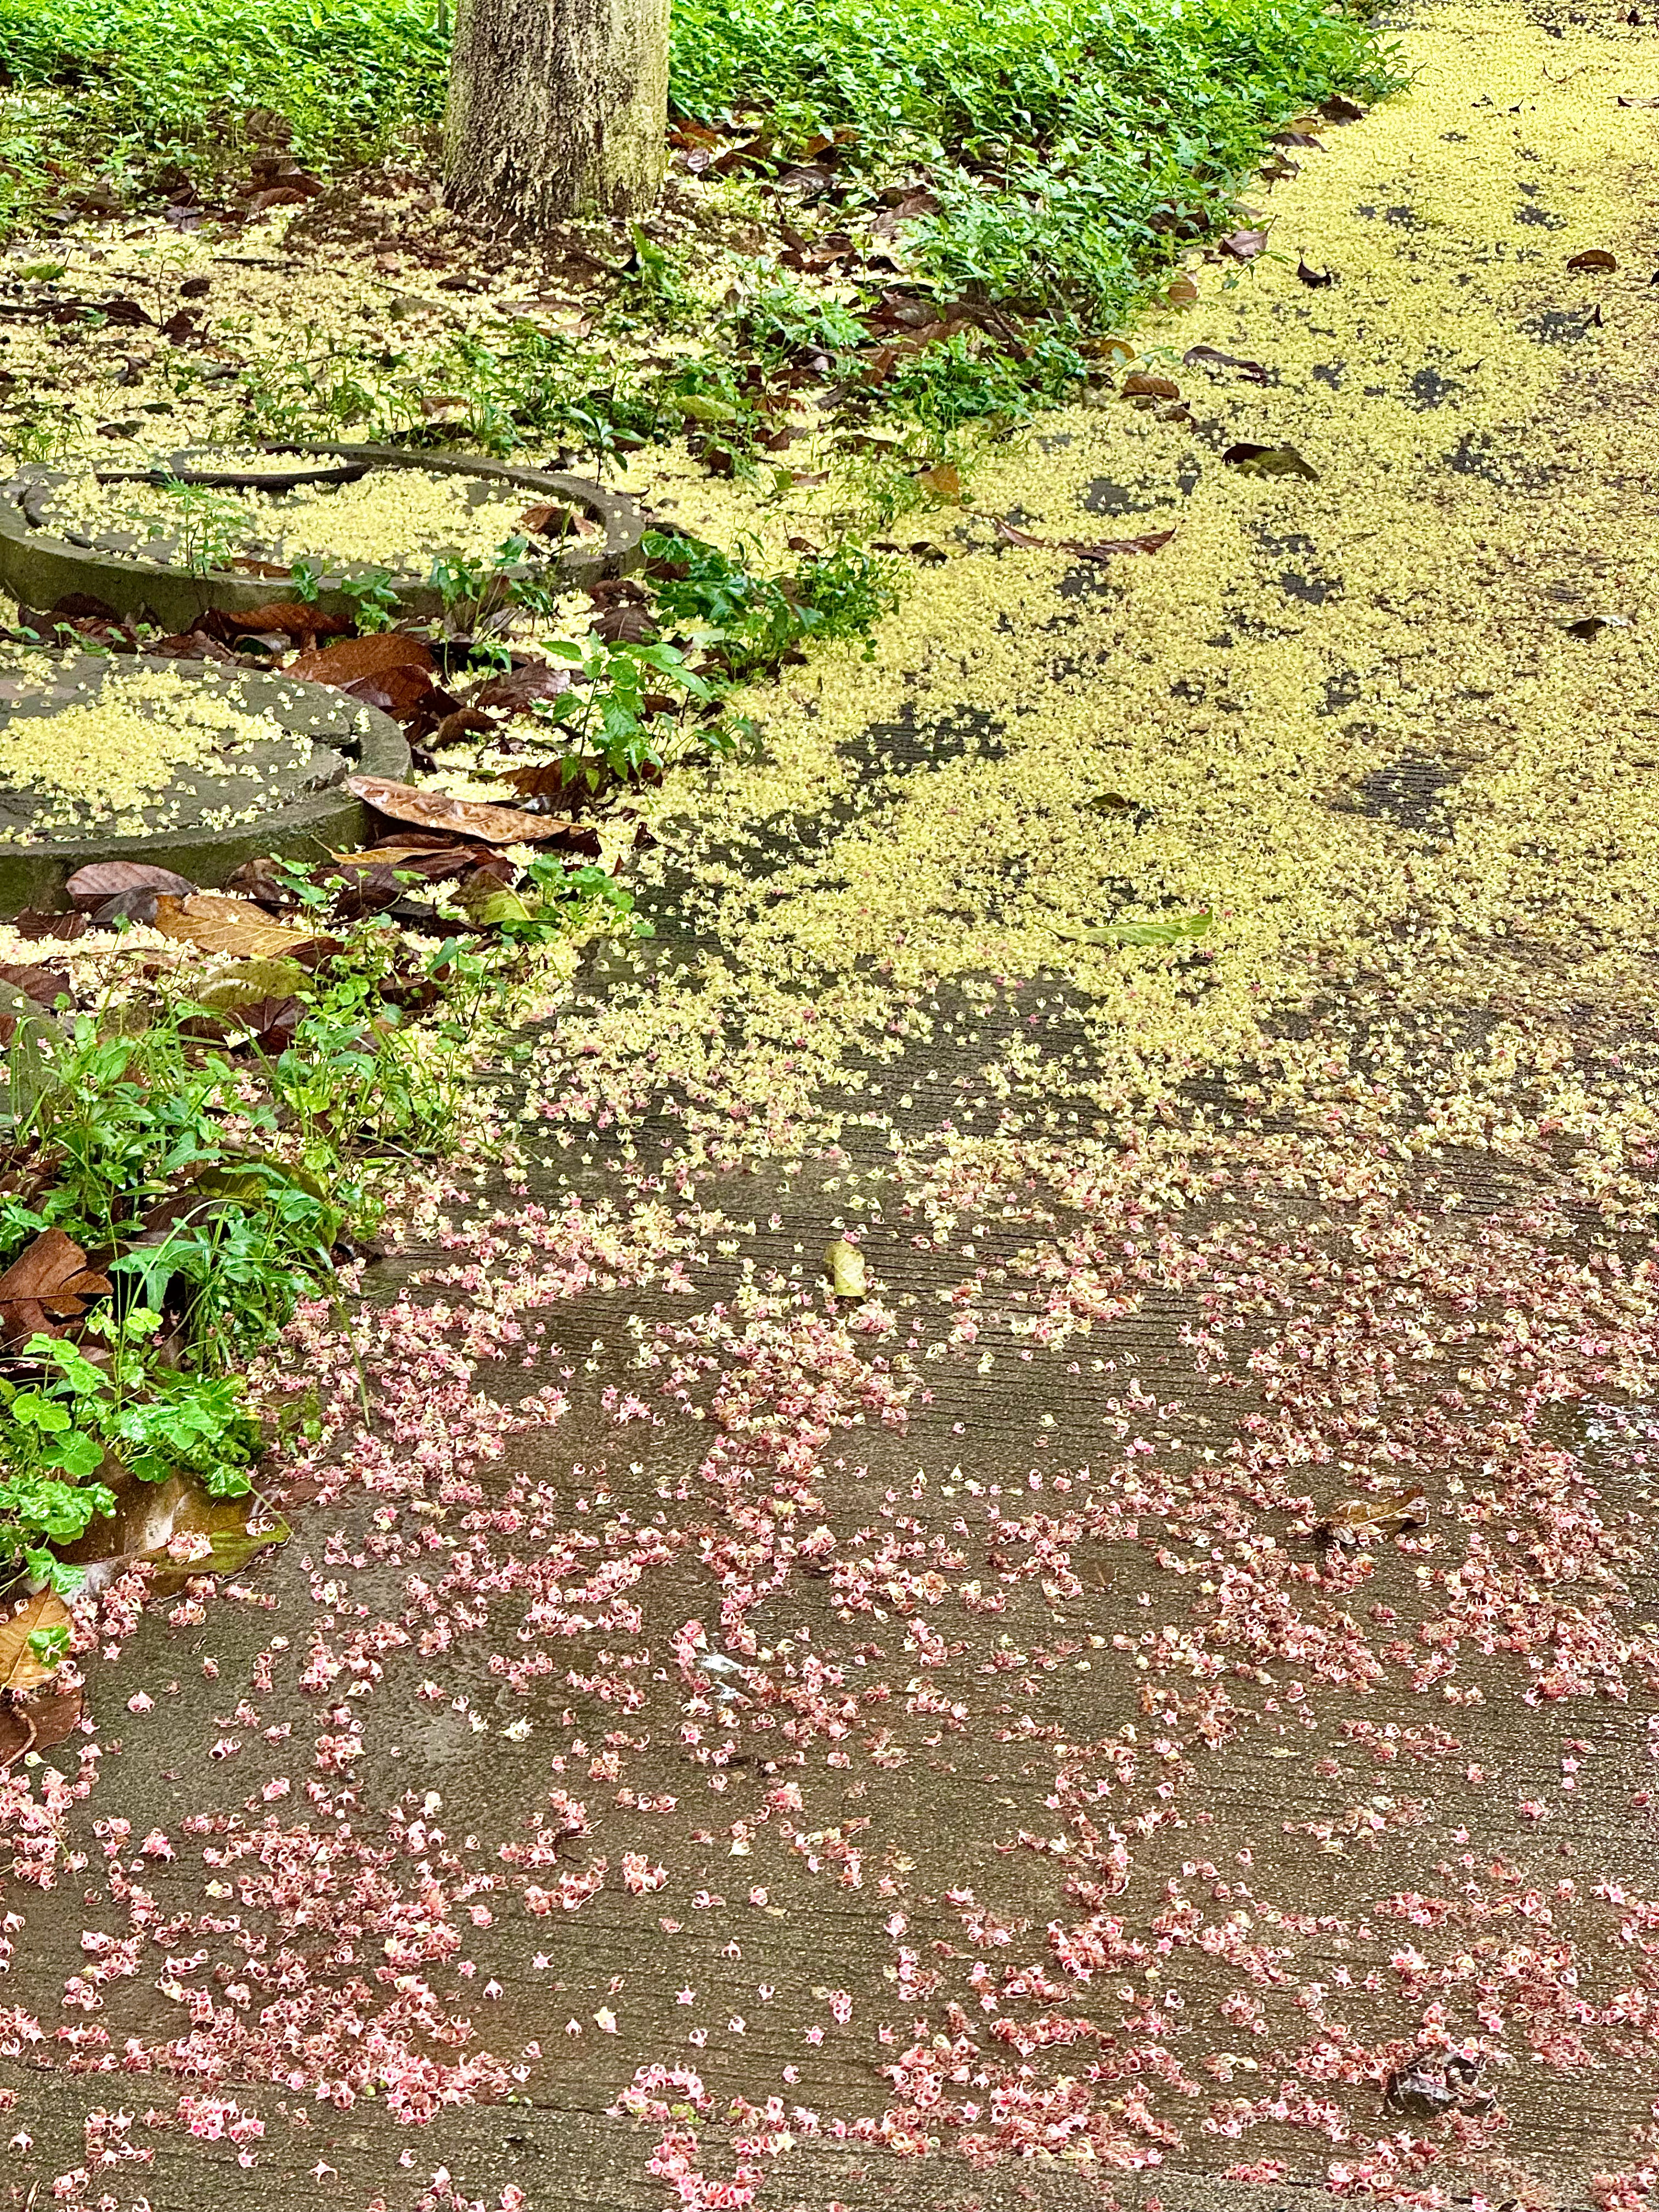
[[672, 0, 1400, 326], [0, 0, 444, 180]]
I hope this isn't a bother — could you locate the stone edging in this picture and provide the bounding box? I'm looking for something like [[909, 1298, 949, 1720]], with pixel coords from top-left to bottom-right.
[[0, 654, 410, 916], [0, 444, 645, 635]]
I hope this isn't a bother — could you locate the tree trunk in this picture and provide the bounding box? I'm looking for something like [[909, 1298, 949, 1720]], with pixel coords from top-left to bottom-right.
[[445, 0, 668, 230]]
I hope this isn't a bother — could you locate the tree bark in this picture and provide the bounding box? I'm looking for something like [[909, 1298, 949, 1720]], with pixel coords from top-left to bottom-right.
[[445, 0, 668, 230]]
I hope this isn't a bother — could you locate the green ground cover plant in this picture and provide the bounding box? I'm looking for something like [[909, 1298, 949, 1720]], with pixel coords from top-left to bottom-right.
[[0, 0, 1400, 431], [0, 0, 445, 179], [671, 0, 1398, 325]]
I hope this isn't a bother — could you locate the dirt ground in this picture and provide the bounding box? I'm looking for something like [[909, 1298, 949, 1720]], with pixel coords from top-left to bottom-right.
[[10, 0, 1659, 2207]]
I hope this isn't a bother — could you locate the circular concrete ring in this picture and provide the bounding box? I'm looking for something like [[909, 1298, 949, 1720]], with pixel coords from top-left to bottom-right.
[[0, 445, 645, 636], [0, 653, 410, 917]]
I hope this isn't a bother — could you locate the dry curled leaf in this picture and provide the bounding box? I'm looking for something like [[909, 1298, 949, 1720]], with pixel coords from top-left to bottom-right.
[[822, 1239, 867, 1300], [0, 1228, 110, 1340], [1223, 441, 1319, 480], [1384, 2055, 1492, 2118], [1121, 371, 1181, 401], [1184, 343, 1271, 384], [1566, 247, 1618, 271], [520, 501, 596, 539], [346, 776, 579, 846], [151, 893, 321, 961], [1296, 257, 1337, 287], [65, 860, 196, 910], [994, 517, 1174, 560], [1220, 228, 1270, 261], [1318, 1482, 1429, 1544], [1072, 529, 1176, 560]]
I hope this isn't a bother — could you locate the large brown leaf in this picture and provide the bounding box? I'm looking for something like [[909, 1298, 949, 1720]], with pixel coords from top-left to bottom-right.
[[140, 1496, 289, 1597], [288, 633, 435, 686], [0, 960, 72, 1008], [0, 1591, 81, 1773], [66, 860, 197, 910], [339, 664, 434, 722], [0, 1227, 110, 1340], [1120, 371, 1181, 400], [346, 776, 579, 845], [520, 501, 597, 539], [0, 1589, 72, 1697], [151, 893, 321, 961], [13, 909, 89, 944], [468, 662, 572, 716], [198, 602, 349, 650], [328, 843, 476, 883]]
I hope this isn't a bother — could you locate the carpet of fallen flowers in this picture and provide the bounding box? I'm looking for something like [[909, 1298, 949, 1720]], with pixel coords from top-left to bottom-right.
[[9, 1, 1659, 2208]]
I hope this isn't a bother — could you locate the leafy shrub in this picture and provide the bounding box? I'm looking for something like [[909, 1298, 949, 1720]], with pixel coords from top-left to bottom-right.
[[0, 0, 444, 178], [645, 531, 903, 676], [0, 1327, 261, 1594], [672, 0, 1401, 323]]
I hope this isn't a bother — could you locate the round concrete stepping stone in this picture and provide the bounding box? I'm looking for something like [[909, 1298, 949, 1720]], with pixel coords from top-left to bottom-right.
[[0, 444, 644, 636], [0, 653, 409, 915]]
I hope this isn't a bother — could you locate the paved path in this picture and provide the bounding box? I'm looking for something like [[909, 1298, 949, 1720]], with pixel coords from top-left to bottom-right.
[[10, 2, 1659, 2205]]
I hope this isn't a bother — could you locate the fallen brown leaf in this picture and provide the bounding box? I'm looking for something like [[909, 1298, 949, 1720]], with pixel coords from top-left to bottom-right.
[[224, 601, 350, 648], [0, 1589, 72, 1697], [346, 776, 579, 845], [1121, 371, 1181, 401], [0, 961, 71, 1009], [1318, 1483, 1429, 1544], [1566, 247, 1617, 271], [915, 461, 963, 503], [66, 860, 196, 910], [1184, 343, 1271, 384], [0, 1228, 110, 1340], [287, 633, 435, 686], [151, 893, 321, 961], [469, 662, 573, 716], [13, 909, 89, 944], [338, 664, 434, 722], [0, 1590, 80, 1773], [520, 501, 597, 539], [994, 517, 1175, 559]]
